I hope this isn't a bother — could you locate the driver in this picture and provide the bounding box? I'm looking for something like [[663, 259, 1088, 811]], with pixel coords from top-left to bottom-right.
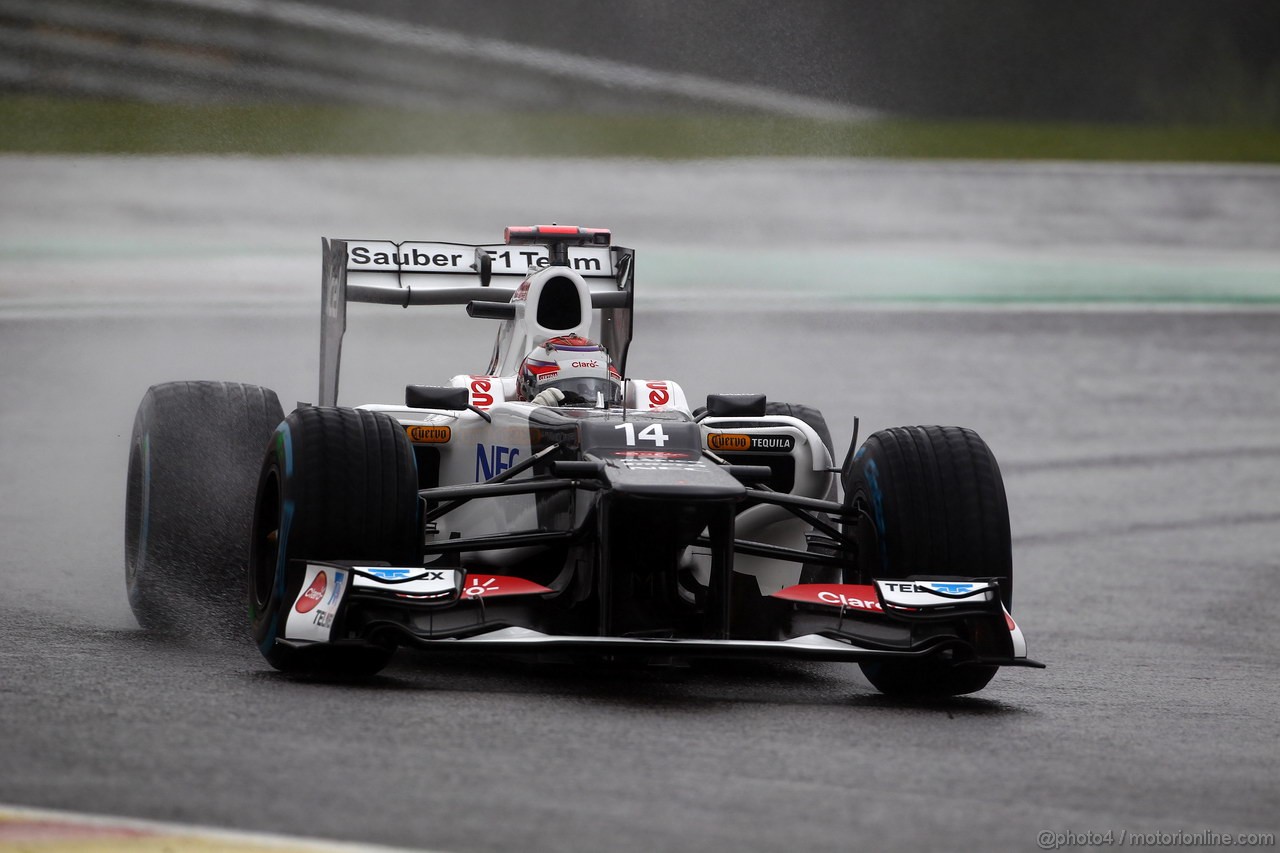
[[518, 336, 623, 408]]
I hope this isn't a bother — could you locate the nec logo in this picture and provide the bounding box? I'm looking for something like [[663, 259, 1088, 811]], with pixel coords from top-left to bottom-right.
[[881, 581, 975, 594], [476, 444, 520, 481]]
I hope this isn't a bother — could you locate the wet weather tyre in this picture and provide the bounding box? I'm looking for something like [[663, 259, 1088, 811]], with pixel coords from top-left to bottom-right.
[[843, 425, 1012, 697], [764, 402, 834, 463], [766, 402, 839, 582], [125, 381, 284, 639], [249, 406, 418, 678]]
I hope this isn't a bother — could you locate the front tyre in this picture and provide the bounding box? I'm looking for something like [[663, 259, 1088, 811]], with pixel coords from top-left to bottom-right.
[[844, 425, 1012, 697], [125, 381, 284, 639], [249, 407, 419, 677]]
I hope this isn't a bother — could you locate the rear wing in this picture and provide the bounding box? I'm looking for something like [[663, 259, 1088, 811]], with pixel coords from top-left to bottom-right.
[[319, 235, 635, 406]]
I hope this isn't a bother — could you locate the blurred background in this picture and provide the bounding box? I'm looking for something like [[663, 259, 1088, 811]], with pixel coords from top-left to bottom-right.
[[2, 0, 1278, 160]]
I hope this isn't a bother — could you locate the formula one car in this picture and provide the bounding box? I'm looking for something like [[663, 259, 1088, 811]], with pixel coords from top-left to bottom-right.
[[125, 225, 1042, 696]]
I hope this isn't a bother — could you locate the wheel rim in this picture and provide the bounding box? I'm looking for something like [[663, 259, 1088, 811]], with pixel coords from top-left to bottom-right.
[[250, 468, 281, 613], [125, 439, 146, 585]]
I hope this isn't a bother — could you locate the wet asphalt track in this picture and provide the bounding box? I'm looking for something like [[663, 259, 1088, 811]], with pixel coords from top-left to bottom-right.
[[1, 158, 1278, 852]]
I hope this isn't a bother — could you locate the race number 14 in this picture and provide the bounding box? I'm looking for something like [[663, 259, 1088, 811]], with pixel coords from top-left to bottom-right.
[[614, 423, 669, 447]]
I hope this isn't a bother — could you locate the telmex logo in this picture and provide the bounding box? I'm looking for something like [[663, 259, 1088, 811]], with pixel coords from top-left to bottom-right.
[[881, 581, 977, 595], [365, 567, 413, 579], [406, 425, 451, 444], [708, 433, 750, 451], [927, 582, 975, 594]]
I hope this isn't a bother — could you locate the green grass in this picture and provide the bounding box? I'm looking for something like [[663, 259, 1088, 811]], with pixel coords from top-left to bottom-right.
[[3, 96, 1279, 162]]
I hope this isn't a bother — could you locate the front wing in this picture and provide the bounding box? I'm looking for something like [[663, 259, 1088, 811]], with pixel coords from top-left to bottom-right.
[[274, 562, 1043, 669]]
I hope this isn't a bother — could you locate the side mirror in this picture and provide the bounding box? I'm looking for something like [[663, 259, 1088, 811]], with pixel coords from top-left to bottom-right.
[[467, 301, 517, 320], [705, 393, 768, 417], [406, 385, 470, 410]]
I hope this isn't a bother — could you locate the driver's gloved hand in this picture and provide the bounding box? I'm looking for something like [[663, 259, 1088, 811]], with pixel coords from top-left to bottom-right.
[[531, 387, 566, 407]]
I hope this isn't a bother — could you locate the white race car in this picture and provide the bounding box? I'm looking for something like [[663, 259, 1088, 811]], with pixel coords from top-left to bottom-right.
[[125, 225, 1041, 695]]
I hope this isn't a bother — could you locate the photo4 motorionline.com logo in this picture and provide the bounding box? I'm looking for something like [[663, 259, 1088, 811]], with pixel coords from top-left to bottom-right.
[[1037, 829, 1275, 849]]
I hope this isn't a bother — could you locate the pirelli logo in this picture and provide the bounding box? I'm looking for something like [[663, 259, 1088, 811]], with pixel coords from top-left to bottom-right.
[[708, 433, 795, 452], [405, 425, 451, 444]]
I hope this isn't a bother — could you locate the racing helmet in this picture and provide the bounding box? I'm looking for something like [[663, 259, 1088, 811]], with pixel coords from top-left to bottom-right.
[[518, 336, 622, 407]]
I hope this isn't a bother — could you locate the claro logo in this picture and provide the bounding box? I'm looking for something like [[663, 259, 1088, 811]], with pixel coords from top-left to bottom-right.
[[571, 361, 599, 369], [646, 382, 671, 407], [708, 433, 750, 451], [405, 425, 451, 444], [470, 376, 495, 408], [295, 571, 327, 614]]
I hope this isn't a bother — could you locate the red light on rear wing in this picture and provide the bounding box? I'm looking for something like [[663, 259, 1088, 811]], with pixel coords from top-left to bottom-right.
[[504, 225, 612, 247]]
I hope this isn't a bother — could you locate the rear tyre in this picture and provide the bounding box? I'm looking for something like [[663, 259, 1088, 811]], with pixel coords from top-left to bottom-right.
[[249, 406, 418, 677], [766, 401, 839, 582], [764, 402, 834, 465], [843, 425, 1012, 697], [125, 381, 284, 639]]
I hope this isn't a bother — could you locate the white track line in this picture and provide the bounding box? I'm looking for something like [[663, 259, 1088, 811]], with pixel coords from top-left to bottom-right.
[[0, 804, 445, 853]]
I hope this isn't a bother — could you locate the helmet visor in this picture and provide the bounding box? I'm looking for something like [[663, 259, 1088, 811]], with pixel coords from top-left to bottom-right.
[[545, 377, 622, 407]]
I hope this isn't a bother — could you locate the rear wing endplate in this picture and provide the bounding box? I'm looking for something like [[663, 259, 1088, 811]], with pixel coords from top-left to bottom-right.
[[319, 237, 635, 406]]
